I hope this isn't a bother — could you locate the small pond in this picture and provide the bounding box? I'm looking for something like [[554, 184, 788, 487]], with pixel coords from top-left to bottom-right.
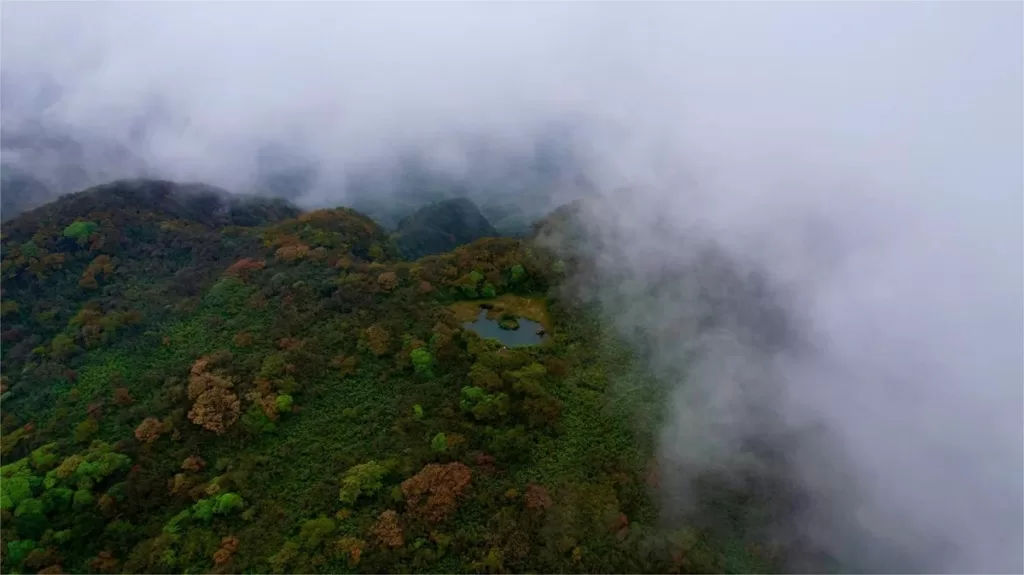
[[462, 309, 547, 347]]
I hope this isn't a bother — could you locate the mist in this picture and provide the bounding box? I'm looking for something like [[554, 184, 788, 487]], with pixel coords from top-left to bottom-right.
[[2, 2, 1022, 573]]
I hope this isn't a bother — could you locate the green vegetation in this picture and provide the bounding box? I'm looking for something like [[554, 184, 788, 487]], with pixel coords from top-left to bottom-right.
[[0, 180, 782, 573]]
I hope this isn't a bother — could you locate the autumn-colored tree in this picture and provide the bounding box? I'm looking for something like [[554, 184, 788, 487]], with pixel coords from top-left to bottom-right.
[[188, 386, 240, 434], [86, 401, 104, 419], [212, 536, 239, 566], [363, 325, 390, 357], [79, 255, 116, 289], [524, 483, 553, 510], [224, 258, 266, 282], [401, 462, 472, 523], [181, 455, 206, 472], [112, 387, 134, 406], [88, 551, 119, 573], [275, 243, 311, 263], [371, 509, 404, 548], [332, 537, 365, 566], [134, 417, 165, 444], [376, 271, 399, 292], [246, 390, 280, 421], [187, 356, 240, 434]]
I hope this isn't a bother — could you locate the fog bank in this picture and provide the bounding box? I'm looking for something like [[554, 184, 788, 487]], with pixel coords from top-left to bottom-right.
[[3, 2, 1021, 572]]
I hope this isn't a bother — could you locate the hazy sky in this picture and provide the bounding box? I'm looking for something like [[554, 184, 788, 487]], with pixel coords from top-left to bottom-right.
[[3, 2, 1022, 572]]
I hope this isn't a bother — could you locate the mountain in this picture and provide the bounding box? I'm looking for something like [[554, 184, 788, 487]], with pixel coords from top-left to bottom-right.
[[392, 198, 499, 259], [0, 180, 782, 574], [0, 122, 152, 220]]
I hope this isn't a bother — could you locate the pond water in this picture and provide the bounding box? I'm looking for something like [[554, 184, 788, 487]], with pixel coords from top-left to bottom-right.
[[462, 309, 547, 347]]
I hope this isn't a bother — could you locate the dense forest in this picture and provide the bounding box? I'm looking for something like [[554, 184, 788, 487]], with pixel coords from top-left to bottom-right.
[[0, 179, 785, 574]]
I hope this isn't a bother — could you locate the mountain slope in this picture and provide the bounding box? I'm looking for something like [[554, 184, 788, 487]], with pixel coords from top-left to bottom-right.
[[0, 183, 780, 574]]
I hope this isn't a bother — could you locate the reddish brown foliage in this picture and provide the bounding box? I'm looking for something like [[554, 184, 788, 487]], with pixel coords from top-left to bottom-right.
[[371, 510, 404, 548], [246, 391, 280, 421], [331, 355, 358, 375], [277, 337, 304, 351], [187, 356, 240, 434], [212, 536, 239, 566], [418, 280, 435, 294], [232, 331, 253, 347], [134, 417, 164, 444], [88, 551, 118, 573], [364, 324, 390, 356], [188, 386, 240, 434], [79, 255, 115, 290], [524, 483, 553, 510], [224, 258, 266, 281], [401, 462, 472, 523], [112, 387, 134, 406], [275, 243, 311, 262], [333, 537, 365, 566], [87, 401, 104, 419], [377, 271, 399, 292], [181, 455, 206, 472]]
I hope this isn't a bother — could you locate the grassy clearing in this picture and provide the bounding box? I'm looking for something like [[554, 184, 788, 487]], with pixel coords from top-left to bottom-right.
[[447, 294, 553, 331]]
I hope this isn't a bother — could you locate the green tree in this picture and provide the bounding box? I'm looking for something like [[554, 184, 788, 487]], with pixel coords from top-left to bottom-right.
[[275, 394, 294, 412], [74, 419, 99, 443], [431, 433, 447, 453], [298, 516, 336, 550], [509, 264, 526, 283], [213, 492, 245, 515], [62, 220, 98, 241], [411, 348, 435, 378], [339, 460, 392, 505], [6, 540, 38, 568], [72, 489, 95, 509]]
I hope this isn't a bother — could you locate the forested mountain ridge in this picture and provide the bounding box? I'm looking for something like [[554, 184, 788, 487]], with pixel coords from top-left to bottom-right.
[[392, 198, 499, 260], [0, 180, 780, 574]]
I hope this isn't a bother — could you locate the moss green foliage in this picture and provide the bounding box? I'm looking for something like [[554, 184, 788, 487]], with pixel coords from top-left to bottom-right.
[[275, 393, 294, 412], [410, 347, 434, 378], [62, 220, 98, 240], [430, 432, 448, 453], [339, 461, 392, 505], [0, 183, 781, 574]]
